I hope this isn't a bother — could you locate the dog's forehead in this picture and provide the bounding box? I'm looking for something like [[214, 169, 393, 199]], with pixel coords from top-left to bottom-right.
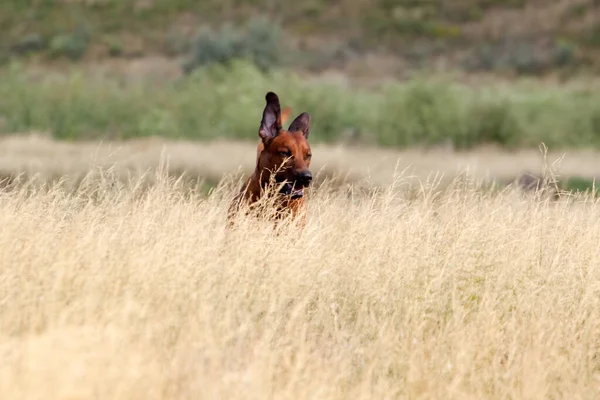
[[272, 131, 310, 151]]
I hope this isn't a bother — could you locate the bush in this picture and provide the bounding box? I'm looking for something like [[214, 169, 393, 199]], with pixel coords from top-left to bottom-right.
[[465, 100, 521, 149], [464, 38, 580, 75], [103, 35, 124, 57], [3, 60, 600, 150], [49, 25, 91, 61], [12, 34, 46, 56], [183, 17, 282, 74], [244, 17, 282, 72], [562, 176, 599, 196]]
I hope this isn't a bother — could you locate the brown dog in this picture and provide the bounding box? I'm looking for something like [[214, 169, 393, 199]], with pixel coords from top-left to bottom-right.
[[228, 91, 313, 226]]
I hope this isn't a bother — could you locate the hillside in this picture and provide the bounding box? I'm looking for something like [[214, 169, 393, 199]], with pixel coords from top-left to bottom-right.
[[2, 0, 600, 77]]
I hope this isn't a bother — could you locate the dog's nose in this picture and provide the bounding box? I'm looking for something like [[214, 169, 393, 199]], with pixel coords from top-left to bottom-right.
[[296, 170, 313, 186]]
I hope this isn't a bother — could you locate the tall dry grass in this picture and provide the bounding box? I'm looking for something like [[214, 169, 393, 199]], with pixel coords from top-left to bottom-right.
[[1, 165, 600, 399], [3, 133, 600, 192]]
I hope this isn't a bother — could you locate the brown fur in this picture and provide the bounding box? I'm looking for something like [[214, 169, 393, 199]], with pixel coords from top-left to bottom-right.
[[228, 92, 313, 228]]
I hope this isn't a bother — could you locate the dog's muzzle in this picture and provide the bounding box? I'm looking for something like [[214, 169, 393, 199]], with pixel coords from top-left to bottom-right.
[[279, 182, 305, 199], [277, 170, 312, 199]]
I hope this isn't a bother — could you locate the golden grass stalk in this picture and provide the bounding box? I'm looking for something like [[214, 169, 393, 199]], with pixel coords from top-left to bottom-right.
[[1, 165, 599, 399]]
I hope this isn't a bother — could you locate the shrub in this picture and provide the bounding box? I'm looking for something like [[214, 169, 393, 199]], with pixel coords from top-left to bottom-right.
[[12, 34, 46, 56], [562, 176, 599, 195], [103, 35, 124, 57], [244, 17, 282, 72], [3, 60, 600, 150], [465, 100, 521, 149], [183, 17, 282, 74], [464, 38, 581, 75], [49, 25, 91, 61]]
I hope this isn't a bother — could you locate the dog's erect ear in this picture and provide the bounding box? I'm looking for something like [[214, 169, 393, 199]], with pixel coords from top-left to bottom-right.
[[259, 92, 282, 143], [288, 112, 311, 139]]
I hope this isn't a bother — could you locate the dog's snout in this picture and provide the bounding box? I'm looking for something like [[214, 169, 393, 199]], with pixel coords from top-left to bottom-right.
[[296, 170, 313, 186]]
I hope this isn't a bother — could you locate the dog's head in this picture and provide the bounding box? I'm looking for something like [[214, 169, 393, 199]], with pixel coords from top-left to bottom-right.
[[256, 92, 312, 199]]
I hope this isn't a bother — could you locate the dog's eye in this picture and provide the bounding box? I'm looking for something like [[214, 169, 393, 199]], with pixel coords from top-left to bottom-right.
[[305, 153, 312, 160], [279, 150, 292, 158]]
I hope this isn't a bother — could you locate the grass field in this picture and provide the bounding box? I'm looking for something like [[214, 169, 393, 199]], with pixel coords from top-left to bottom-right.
[[3, 2, 600, 398], [2, 133, 600, 195], [1, 163, 600, 399]]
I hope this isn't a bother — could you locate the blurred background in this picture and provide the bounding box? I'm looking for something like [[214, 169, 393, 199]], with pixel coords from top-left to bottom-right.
[[1, 0, 600, 194]]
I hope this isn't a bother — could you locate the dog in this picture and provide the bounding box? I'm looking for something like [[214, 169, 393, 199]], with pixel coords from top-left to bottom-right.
[[227, 91, 313, 227]]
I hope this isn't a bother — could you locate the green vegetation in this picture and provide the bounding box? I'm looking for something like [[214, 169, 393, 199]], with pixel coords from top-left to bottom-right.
[[2, 61, 600, 150], [2, 0, 600, 75], [562, 176, 600, 196], [183, 17, 283, 74]]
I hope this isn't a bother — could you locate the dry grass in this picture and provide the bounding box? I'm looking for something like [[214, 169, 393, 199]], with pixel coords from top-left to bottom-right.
[[1, 154, 600, 399], [2, 133, 600, 191]]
